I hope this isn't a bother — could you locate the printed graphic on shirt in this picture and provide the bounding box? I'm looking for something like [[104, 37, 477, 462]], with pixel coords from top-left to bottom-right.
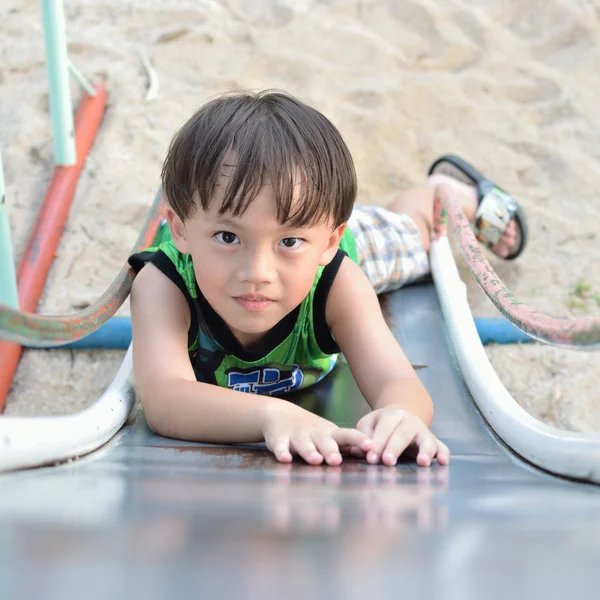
[[225, 364, 304, 395]]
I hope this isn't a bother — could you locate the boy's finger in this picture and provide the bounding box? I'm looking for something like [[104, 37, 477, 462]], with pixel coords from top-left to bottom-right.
[[355, 413, 376, 438], [368, 415, 409, 465], [312, 432, 343, 466], [290, 436, 324, 465], [436, 440, 451, 465], [379, 421, 420, 466], [349, 446, 366, 459], [415, 433, 438, 467], [332, 428, 373, 453], [268, 436, 293, 463], [338, 444, 366, 458]]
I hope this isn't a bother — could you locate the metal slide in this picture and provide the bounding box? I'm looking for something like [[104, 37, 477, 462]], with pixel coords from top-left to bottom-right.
[[0, 284, 598, 600]]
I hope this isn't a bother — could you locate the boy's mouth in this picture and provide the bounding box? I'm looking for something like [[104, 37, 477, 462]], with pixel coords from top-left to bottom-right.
[[234, 294, 274, 312]]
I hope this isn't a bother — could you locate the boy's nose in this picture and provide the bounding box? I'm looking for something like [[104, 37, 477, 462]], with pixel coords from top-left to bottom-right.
[[238, 250, 277, 284]]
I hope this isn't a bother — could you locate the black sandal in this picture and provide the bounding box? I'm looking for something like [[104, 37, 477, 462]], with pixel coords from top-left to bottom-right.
[[428, 154, 528, 260]]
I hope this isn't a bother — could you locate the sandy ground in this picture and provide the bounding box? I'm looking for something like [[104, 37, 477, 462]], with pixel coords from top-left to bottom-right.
[[1, 0, 599, 432]]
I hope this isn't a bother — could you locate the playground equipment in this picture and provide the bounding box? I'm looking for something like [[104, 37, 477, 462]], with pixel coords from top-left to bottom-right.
[[430, 186, 600, 481], [1, 2, 600, 476], [0, 0, 107, 410], [1, 180, 599, 478], [4, 315, 533, 350]]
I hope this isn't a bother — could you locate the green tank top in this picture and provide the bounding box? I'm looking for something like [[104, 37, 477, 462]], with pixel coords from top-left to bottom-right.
[[129, 224, 359, 396]]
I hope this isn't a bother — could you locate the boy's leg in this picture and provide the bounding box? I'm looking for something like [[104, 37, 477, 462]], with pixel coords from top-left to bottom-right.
[[387, 174, 518, 258]]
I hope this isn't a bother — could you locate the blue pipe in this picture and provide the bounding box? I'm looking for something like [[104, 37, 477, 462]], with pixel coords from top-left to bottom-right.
[[31, 315, 534, 350], [474, 317, 533, 345], [43, 317, 133, 349]]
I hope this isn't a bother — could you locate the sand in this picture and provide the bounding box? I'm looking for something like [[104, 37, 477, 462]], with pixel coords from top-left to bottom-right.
[[2, 0, 599, 431]]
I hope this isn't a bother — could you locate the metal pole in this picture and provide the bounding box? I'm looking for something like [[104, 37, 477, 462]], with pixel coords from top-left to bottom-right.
[[0, 149, 19, 308], [41, 0, 76, 166], [68, 60, 96, 98]]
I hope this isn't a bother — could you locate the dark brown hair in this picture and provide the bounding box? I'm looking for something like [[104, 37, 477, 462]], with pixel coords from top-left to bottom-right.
[[161, 90, 356, 228]]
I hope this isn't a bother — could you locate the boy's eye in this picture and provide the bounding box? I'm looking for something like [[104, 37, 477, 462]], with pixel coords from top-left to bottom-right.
[[214, 231, 239, 245], [279, 237, 304, 249]]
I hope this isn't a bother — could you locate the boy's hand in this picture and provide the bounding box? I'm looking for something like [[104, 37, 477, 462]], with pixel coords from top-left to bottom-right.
[[353, 405, 450, 467], [261, 401, 373, 466]]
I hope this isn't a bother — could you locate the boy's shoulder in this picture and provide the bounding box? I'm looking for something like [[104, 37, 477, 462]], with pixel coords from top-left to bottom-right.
[[130, 258, 182, 301], [325, 254, 375, 327], [130, 259, 192, 330], [129, 241, 198, 301]]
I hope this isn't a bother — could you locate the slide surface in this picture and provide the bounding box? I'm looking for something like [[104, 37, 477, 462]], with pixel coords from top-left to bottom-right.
[[0, 285, 598, 599]]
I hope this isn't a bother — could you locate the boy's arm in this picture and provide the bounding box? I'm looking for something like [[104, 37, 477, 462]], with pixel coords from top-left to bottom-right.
[[130, 263, 371, 464], [326, 257, 449, 466], [130, 263, 265, 441], [326, 257, 432, 420]]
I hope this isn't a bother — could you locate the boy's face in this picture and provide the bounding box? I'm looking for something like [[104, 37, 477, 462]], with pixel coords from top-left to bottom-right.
[[167, 181, 345, 349]]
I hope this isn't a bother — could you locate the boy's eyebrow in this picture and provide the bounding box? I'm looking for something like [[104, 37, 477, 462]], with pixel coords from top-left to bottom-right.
[[214, 215, 308, 232], [215, 216, 242, 227]]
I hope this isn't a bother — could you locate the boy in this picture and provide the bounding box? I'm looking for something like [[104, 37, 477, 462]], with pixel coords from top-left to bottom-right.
[[129, 91, 525, 468]]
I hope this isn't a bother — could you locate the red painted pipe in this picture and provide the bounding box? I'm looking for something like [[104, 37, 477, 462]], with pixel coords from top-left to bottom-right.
[[0, 83, 107, 412], [433, 184, 600, 348]]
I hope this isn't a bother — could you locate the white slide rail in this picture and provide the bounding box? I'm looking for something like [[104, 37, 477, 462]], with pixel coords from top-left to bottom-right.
[[430, 237, 600, 484], [0, 347, 135, 472]]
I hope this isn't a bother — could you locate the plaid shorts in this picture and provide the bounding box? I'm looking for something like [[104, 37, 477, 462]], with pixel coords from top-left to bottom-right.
[[347, 204, 430, 294]]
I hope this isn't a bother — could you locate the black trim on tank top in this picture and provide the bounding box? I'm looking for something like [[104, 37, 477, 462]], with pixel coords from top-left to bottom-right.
[[128, 250, 199, 350], [193, 285, 301, 362], [313, 249, 347, 355]]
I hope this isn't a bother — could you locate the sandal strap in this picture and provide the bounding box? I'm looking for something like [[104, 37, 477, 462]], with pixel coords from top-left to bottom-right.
[[474, 186, 519, 247]]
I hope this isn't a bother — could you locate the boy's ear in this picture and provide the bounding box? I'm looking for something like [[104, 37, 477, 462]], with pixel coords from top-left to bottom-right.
[[165, 207, 191, 254], [319, 223, 347, 266]]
